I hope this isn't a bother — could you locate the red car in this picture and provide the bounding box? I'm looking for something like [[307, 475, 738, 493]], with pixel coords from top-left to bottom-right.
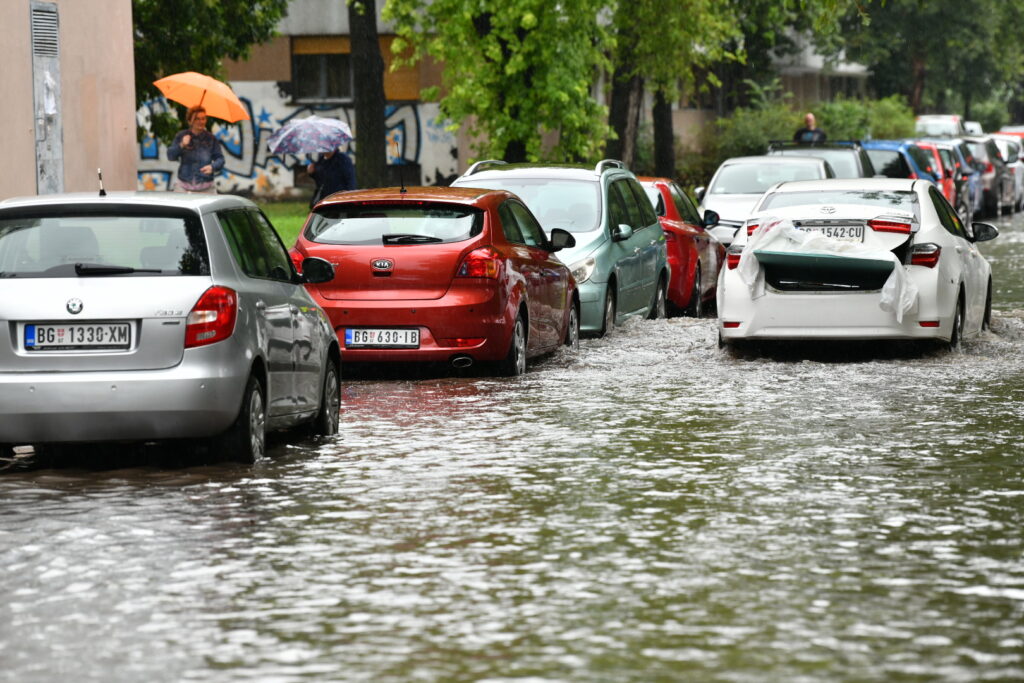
[[916, 141, 957, 205], [638, 177, 725, 316], [290, 187, 579, 375]]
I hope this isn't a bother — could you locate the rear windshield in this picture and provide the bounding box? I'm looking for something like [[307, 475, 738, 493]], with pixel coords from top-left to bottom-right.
[[305, 203, 484, 245], [866, 150, 912, 178], [456, 178, 600, 233], [0, 208, 209, 278], [761, 190, 920, 216], [711, 162, 824, 194], [778, 149, 858, 177]]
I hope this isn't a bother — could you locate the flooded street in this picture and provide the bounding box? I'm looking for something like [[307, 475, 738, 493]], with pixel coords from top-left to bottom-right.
[[3, 216, 1024, 682]]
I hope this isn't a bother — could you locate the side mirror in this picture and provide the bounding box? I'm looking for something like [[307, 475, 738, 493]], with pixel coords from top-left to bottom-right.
[[612, 223, 633, 241], [548, 228, 576, 251], [703, 209, 720, 229], [694, 186, 706, 201], [971, 221, 999, 243], [300, 256, 335, 284]]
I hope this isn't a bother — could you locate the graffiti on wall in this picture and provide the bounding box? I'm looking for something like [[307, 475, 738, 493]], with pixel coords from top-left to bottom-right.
[[137, 81, 459, 195]]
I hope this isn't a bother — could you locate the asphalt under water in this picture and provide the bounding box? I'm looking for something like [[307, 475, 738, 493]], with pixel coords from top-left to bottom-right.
[[2, 214, 1023, 682]]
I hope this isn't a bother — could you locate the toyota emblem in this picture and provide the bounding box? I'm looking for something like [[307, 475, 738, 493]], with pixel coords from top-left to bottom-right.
[[66, 298, 84, 314], [371, 258, 394, 271], [821, 206, 836, 214]]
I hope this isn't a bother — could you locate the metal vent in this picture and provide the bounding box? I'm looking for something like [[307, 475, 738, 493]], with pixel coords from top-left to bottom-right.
[[31, 6, 59, 58]]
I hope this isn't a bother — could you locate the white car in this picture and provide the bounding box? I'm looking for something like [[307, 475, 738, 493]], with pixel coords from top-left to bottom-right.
[[717, 178, 998, 348], [991, 134, 1024, 211]]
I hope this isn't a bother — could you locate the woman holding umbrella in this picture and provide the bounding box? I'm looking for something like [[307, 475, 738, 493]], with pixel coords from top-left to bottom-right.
[[307, 148, 356, 207], [267, 115, 356, 206], [167, 105, 225, 193]]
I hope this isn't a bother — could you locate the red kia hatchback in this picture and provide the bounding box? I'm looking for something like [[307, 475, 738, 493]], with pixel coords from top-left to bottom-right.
[[638, 177, 725, 317], [290, 187, 580, 375]]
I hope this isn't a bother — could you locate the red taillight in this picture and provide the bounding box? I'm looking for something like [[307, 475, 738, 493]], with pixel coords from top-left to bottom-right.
[[185, 286, 238, 348], [289, 249, 304, 274], [909, 171, 918, 180], [910, 243, 941, 268], [918, 321, 940, 327], [746, 223, 760, 236], [456, 247, 501, 279], [437, 337, 485, 348], [726, 245, 743, 270], [868, 219, 912, 234], [985, 161, 994, 174], [722, 321, 741, 328]]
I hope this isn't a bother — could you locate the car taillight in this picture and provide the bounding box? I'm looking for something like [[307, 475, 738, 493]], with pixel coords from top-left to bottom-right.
[[985, 161, 994, 173], [726, 245, 743, 270], [456, 247, 501, 279], [910, 243, 941, 268], [289, 249, 304, 274], [746, 223, 759, 236], [185, 286, 238, 348], [868, 219, 913, 234]]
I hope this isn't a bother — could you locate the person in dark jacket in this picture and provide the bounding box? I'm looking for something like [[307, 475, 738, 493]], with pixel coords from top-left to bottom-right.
[[793, 112, 827, 144], [307, 148, 356, 207], [167, 106, 224, 193]]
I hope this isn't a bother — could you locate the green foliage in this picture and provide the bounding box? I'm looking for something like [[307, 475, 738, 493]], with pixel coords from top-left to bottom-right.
[[384, 0, 612, 162], [258, 200, 310, 246], [814, 95, 914, 140], [701, 101, 799, 161], [973, 99, 1010, 134], [865, 95, 916, 139]]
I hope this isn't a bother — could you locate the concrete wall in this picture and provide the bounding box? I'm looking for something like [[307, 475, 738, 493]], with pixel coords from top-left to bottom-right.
[[0, 0, 136, 200]]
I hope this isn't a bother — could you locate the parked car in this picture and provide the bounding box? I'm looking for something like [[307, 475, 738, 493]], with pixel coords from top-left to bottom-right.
[[991, 134, 1024, 211], [695, 155, 835, 246], [717, 178, 998, 348], [290, 186, 579, 375], [638, 177, 725, 317], [766, 140, 877, 178], [915, 114, 967, 137], [862, 140, 939, 185], [450, 160, 669, 337], [965, 121, 984, 135], [0, 192, 341, 462], [963, 135, 1014, 216], [915, 140, 958, 205], [927, 138, 984, 222]]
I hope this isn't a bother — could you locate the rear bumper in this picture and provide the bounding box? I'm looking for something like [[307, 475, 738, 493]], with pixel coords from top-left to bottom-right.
[[0, 347, 250, 444]]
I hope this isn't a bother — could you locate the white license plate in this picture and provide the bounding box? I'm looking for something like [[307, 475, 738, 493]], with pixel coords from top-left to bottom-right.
[[345, 328, 420, 348], [25, 322, 132, 351], [801, 224, 864, 242]]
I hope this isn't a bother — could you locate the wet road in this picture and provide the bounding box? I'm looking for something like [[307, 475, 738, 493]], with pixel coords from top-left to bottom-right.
[[2, 215, 1024, 682]]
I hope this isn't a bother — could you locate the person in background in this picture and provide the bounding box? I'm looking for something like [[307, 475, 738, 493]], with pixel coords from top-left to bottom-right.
[[307, 148, 356, 207], [793, 112, 827, 144], [167, 106, 224, 193]]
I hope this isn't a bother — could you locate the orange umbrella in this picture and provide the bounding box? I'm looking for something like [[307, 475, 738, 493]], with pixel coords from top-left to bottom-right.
[[153, 71, 250, 123]]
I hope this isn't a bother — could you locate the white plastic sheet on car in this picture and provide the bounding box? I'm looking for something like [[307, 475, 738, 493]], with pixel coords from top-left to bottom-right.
[[737, 217, 918, 322]]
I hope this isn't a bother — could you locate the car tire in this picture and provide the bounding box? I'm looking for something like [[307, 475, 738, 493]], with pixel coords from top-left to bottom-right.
[[948, 293, 965, 352], [217, 374, 266, 463], [564, 302, 580, 351], [648, 275, 667, 320], [983, 279, 993, 331], [498, 312, 527, 376], [685, 264, 704, 318], [598, 285, 616, 337], [308, 358, 340, 437]]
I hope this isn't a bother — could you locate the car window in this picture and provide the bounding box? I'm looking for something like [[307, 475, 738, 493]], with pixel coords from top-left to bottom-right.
[[928, 186, 967, 239], [642, 185, 666, 216], [761, 190, 920, 220], [670, 183, 702, 224], [611, 180, 644, 229], [508, 200, 546, 247], [628, 180, 658, 227], [711, 161, 825, 194], [859, 150, 877, 176], [497, 201, 524, 244], [865, 149, 912, 179], [220, 209, 283, 281], [777, 148, 858, 177], [304, 203, 484, 245], [249, 210, 295, 282], [908, 145, 936, 177], [455, 177, 600, 233], [606, 182, 631, 229], [0, 209, 210, 279], [938, 148, 955, 173]]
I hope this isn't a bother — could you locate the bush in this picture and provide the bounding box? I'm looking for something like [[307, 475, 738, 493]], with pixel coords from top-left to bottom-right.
[[971, 99, 1009, 134], [866, 95, 915, 139]]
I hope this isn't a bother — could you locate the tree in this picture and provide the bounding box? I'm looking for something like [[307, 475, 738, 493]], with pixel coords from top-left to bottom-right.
[[133, 0, 289, 141], [349, 0, 388, 188], [383, 0, 613, 163]]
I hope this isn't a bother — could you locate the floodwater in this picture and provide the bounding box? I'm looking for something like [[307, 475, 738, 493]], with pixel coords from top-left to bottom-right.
[[3, 215, 1024, 682]]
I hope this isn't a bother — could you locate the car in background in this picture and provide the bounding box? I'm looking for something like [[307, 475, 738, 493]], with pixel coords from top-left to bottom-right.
[[862, 140, 940, 184], [965, 121, 984, 135], [915, 114, 967, 137], [926, 138, 984, 222], [291, 186, 579, 375], [638, 177, 725, 317], [964, 135, 1014, 216], [695, 155, 835, 246], [991, 134, 1024, 211], [0, 192, 341, 463], [717, 178, 998, 349], [766, 140, 877, 178], [915, 140, 958, 206], [451, 160, 669, 337]]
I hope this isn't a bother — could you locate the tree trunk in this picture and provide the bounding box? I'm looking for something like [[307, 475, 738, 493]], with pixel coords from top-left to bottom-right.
[[909, 56, 927, 113], [653, 90, 675, 179], [349, 0, 388, 188], [606, 67, 631, 161]]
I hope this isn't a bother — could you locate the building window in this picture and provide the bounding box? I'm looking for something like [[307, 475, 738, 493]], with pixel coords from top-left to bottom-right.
[[292, 37, 352, 102]]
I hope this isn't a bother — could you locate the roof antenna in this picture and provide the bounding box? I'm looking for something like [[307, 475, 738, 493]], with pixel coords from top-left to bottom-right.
[[97, 168, 106, 197], [390, 137, 407, 194]]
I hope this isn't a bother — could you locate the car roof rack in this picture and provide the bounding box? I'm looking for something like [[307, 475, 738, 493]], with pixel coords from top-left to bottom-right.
[[595, 159, 626, 173], [463, 159, 508, 176], [768, 139, 865, 149]]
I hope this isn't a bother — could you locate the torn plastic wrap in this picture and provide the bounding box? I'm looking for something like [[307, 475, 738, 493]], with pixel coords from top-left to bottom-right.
[[737, 217, 918, 322]]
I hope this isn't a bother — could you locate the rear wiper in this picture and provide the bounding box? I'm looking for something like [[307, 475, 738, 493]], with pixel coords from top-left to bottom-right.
[[75, 263, 163, 276], [381, 234, 444, 244]]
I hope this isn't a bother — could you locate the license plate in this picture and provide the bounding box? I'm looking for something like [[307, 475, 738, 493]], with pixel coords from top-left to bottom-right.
[[25, 322, 132, 351], [345, 328, 420, 348], [800, 224, 864, 242]]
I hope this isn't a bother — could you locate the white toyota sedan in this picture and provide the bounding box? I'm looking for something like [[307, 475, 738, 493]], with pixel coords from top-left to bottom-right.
[[717, 178, 999, 348]]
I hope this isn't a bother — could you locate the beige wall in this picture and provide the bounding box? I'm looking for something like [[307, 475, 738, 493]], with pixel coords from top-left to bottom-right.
[[0, 0, 136, 200]]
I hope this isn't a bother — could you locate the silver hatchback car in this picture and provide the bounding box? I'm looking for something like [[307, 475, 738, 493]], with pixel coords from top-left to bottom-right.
[[0, 192, 340, 462]]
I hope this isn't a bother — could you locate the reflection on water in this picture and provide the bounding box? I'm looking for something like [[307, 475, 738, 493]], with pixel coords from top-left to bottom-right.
[[3, 216, 1024, 681]]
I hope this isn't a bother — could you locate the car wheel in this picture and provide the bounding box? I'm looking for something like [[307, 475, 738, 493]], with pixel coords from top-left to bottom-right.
[[685, 264, 704, 317], [648, 275, 667, 320], [498, 313, 527, 376], [983, 279, 993, 331], [309, 358, 340, 437], [598, 285, 616, 337], [564, 302, 580, 351], [217, 375, 266, 463], [948, 293, 965, 352]]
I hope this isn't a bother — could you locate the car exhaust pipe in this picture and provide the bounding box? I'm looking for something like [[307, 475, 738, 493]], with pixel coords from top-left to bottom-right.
[[451, 355, 473, 368]]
